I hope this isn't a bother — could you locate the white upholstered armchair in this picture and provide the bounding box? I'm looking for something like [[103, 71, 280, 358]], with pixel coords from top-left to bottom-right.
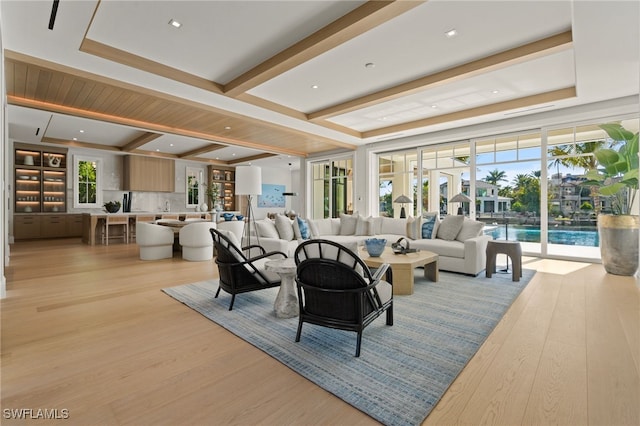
[[136, 222, 175, 260], [179, 222, 217, 261]]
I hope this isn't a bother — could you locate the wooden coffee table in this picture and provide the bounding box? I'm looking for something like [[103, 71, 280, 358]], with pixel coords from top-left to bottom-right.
[[360, 247, 439, 295]]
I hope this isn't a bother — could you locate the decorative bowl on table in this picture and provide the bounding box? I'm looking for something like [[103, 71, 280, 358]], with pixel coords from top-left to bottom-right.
[[222, 213, 235, 221], [364, 238, 387, 257], [103, 201, 121, 214], [235, 215, 244, 221]]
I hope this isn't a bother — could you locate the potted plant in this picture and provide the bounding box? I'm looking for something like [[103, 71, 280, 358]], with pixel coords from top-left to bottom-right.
[[103, 200, 121, 214], [584, 122, 639, 276], [203, 182, 221, 211]]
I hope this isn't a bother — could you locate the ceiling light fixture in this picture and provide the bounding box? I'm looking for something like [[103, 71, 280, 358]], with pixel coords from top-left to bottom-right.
[[431, 105, 438, 109], [311, 85, 319, 89], [79, 129, 84, 133], [492, 90, 500, 94], [169, 143, 174, 147], [224, 126, 231, 130], [72, 137, 77, 141], [168, 19, 182, 28], [365, 62, 375, 69], [445, 28, 457, 38]]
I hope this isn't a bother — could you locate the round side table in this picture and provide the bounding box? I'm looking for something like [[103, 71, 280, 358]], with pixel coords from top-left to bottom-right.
[[265, 258, 299, 318]]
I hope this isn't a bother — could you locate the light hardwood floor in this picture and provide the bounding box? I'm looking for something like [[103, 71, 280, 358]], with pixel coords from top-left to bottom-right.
[[1, 239, 638, 425]]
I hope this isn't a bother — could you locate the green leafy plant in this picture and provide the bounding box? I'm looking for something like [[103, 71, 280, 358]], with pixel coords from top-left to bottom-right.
[[584, 123, 639, 215], [103, 200, 121, 213], [203, 182, 220, 207]]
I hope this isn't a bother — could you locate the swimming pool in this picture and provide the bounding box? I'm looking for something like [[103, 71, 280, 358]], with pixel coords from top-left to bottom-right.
[[484, 224, 599, 247]]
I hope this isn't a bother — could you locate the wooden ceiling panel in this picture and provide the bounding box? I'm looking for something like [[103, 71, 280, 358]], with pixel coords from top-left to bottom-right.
[[4, 52, 355, 158]]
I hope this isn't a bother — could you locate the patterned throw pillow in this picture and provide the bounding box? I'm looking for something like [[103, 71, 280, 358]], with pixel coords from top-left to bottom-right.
[[296, 217, 311, 239], [421, 215, 437, 239]]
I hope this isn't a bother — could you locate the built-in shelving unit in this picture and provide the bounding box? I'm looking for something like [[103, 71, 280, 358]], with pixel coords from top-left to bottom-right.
[[14, 143, 67, 214], [209, 166, 237, 211]]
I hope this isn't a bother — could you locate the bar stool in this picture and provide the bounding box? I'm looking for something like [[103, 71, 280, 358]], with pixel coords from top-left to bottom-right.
[[131, 214, 156, 242], [486, 240, 522, 282], [102, 215, 129, 245]]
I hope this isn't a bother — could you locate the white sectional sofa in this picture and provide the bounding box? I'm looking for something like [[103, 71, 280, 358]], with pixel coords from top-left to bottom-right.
[[255, 213, 491, 275]]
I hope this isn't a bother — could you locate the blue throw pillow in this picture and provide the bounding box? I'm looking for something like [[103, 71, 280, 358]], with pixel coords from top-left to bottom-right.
[[297, 217, 310, 239], [422, 216, 436, 239]]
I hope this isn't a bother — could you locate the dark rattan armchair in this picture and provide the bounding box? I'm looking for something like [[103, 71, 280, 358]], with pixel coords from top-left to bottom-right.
[[294, 239, 393, 357], [210, 228, 287, 310]]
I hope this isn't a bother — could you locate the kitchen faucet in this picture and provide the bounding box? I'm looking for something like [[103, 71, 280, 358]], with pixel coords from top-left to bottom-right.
[[165, 200, 170, 212]]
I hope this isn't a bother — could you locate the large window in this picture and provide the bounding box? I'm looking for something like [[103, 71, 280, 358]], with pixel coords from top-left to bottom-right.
[[74, 155, 102, 208], [378, 151, 417, 217], [373, 115, 638, 261]]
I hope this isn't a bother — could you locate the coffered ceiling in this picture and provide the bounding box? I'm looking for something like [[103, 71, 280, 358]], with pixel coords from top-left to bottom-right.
[[2, 0, 638, 168]]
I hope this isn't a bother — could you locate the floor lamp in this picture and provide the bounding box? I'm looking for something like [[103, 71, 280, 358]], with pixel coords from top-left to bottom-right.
[[235, 165, 261, 251], [394, 195, 412, 218]]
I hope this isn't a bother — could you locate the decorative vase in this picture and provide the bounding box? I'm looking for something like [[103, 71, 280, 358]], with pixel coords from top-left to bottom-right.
[[200, 203, 208, 212], [598, 214, 639, 276], [364, 238, 387, 257]]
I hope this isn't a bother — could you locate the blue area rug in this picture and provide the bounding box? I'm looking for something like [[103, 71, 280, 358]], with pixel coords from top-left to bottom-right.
[[163, 268, 535, 426]]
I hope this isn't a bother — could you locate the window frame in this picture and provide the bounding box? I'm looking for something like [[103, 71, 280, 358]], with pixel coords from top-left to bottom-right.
[[73, 155, 103, 208]]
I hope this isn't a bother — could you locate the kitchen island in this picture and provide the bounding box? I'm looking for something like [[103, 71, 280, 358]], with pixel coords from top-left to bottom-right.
[[81, 212, 212, 245]]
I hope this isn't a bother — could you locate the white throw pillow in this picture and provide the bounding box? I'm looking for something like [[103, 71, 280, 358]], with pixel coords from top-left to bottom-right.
[[436, 215, 465, 241], [255, 219, 279, 238], [355, 216, 374, 236], [455, 219, 485, 242], [274, 214, 295, 241], [340, 213, 359, 235], [307, 219, 320, 238]]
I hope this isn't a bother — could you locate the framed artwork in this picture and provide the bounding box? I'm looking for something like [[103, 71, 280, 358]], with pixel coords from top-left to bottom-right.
[[258, 184, 285, 208]]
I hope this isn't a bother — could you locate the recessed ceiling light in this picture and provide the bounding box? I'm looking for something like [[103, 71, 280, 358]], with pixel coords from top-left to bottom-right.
[[232, 153, 236, 156], [224, 126, 231, 130], [492, 89, 500, 94], [365, 62, 375, 69], [215, 157, 219, 160], [79, 129, 84, 133], [445, 28, 457, 38], [169, 143, 174, 147], [156, 149, 160, 152], [311, 85, 319, 89], [72, 137, 77, 141], [431, 105, 438, 109], [168, 19, 181, 28]]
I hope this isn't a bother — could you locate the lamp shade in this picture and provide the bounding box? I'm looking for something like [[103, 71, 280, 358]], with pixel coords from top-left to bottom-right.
[[235, 165, 262, 195], [449, 193, 472, 203], [394, 195, 412, 204]]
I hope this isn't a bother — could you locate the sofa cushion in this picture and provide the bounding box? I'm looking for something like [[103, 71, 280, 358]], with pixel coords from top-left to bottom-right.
[[421, 215, 437, 239], [455, 219, 484, 242], [436, 215, 464, 241], [411, 238, 465, 259], [308, 218, 334, 236], [275, 214, 295, 241], [407, 216, 422, 239], [340, 213, 359, 235], [380, 217, 407, 236], [255, 219, 279, 239]]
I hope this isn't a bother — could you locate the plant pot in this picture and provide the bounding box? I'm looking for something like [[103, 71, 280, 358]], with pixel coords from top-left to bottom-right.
[[598, 214, 639, 276]]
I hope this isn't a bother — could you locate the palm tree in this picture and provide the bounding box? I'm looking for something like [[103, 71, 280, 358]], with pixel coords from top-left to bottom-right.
[[484, 169, 507, 186]]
